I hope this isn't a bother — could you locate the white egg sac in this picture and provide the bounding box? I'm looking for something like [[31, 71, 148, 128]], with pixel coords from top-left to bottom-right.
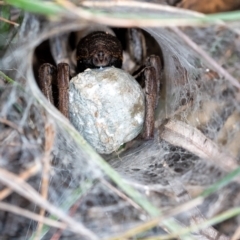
[[69, 67, 145, 154]]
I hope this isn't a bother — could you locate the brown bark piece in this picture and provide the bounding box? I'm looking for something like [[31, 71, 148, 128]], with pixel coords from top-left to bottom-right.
[[177, 0, 240, 13]]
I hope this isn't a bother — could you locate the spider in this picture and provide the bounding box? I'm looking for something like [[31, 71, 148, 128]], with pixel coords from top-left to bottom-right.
[[37, 28, 162, 153]]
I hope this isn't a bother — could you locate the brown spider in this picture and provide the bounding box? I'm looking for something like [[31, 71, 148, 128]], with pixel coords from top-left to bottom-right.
[[37, 28, 162, 149]]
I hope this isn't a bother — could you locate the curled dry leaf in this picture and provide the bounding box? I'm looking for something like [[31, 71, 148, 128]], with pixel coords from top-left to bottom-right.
[[159, 119, 238, 173]]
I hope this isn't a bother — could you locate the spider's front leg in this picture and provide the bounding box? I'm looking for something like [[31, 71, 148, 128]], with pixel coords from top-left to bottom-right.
[[38, 34, 70, 118], [38, 63, 56, 105], [141, 55, 162, 140], [38, 63, 70, 118]]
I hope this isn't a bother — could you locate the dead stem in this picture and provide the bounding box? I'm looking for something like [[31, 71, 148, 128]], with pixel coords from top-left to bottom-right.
[[101, 178, 142, 211], [168, 180, 228, 239], [50, 189, 87, 240], [170, 27, 240, 89], [104, 197, 203, 240], [35, 121, 55, 240], [0, 202, 66, 229], [0, 16, 19, 27]]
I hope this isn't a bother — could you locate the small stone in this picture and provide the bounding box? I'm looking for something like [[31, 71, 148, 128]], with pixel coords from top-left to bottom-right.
[[69, 67, 145, 154]]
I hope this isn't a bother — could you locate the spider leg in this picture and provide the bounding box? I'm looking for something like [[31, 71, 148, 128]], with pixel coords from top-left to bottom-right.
[[127, 28, 146, 66], [126, 28, 147, 74], [145, 55, 162, 107], [38, 63, 70, 118], [141, 55, 162, 140], [38, 63, 56, 105], [142, 66, 157, 139], [38, 33, 70, 118], [57, 63, 70, 118]]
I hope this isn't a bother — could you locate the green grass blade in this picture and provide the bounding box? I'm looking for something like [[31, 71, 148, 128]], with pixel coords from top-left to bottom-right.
[[200, 166, 240, 198], [147, 207, 240, 240], [0, 4, 11, 32], [0, 70, 15, 84], [5, 0, 64, 15]]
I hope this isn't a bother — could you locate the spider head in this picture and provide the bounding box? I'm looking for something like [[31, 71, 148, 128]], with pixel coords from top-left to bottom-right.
[[76, 31, 123, 73]]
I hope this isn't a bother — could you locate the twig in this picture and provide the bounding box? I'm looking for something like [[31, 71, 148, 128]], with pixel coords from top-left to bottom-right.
[[0, 16, 19, 26], [170, 27, 240, 89], [35, 121, 55, 240]]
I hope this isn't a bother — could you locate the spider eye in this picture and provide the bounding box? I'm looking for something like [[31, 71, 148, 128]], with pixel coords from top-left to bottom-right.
[[76, 31, 123, 73], [92, 50, 112, 68]]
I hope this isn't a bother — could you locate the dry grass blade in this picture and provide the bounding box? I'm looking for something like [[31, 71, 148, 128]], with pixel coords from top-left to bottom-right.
[[1, 2, 240, 237], [104, 197, 204, 240], [0, 117, 23, 134], [0, 162, 41, 200], [0, 202, 66, 229], [50, 197, 84, 240], [168, 180, 228, 239], [101, 178, 142, 211], [35, 121, 55, 240], [0, 168, 99, 239], [81, 0, 204, 17], [55, 0, 203, 27], [0, 16, 19, 26], [159, 119, 238, 172]]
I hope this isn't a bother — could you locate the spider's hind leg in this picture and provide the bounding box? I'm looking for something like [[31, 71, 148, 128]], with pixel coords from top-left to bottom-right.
[[141, 55, 162, 140], [145, 55, 162, 107]]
